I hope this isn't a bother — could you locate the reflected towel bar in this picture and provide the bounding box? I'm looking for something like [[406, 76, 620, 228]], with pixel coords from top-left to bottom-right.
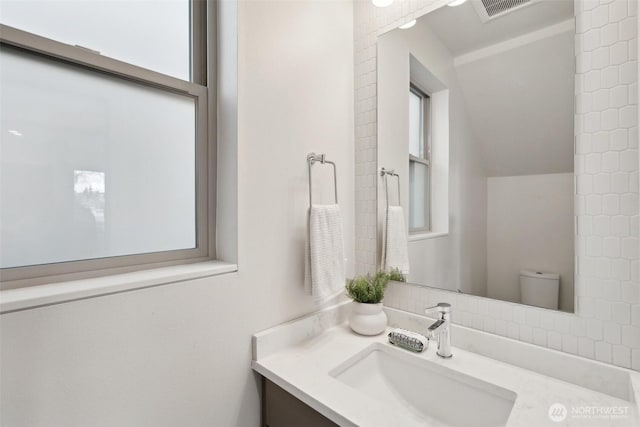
[[380, 167, 402, 272], [380, 167, 400, 208]]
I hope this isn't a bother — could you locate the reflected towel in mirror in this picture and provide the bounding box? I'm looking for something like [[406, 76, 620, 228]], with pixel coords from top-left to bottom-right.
[[381, 206, 409, 275]]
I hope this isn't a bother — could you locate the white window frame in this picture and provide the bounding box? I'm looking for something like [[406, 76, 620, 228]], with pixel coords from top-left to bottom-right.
[[409, 83, 432, 234], [0, 0, 217, 290]]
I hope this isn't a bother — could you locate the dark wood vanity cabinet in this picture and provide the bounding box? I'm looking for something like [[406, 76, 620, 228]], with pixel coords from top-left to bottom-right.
[[261, 377, 338, 427]]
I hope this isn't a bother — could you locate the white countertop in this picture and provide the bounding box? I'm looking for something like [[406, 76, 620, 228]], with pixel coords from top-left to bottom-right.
[[252, 302, 640, 427]]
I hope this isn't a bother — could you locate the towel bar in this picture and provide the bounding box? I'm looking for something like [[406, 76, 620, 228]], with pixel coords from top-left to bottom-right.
[[380, 167, 400, 209], [307, 153, 338, 207]]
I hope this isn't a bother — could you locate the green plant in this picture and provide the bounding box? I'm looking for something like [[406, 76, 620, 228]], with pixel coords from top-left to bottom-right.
[[387, 267, 406, 282], [345, 271, 391, 304]]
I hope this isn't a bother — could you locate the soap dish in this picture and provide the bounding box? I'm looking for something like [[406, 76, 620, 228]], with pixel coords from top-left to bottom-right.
[[388, 328, 428, 353]]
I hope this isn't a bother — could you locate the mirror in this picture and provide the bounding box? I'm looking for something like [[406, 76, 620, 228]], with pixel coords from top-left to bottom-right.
[[377, 0, 575, 312]]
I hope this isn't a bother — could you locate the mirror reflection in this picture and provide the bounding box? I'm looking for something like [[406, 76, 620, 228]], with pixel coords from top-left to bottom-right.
[[377, 0, 575, 312]]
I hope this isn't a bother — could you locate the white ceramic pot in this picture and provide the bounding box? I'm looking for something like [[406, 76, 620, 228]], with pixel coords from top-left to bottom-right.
[[349, 302, 388, 336]]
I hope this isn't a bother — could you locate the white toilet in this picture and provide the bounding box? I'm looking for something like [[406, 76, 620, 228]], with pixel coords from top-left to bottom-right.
[[520, 270, 560, 310]]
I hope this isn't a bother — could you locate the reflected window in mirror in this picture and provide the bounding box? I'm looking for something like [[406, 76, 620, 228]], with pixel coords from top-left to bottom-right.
[[409, 84, 431, 233]]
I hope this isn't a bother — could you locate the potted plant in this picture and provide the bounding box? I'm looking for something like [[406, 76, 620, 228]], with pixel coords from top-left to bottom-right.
[[345, 269, 404, 336]]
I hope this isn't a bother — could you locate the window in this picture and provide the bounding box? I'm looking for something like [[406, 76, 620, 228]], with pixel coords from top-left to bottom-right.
[[0, 1, 214, 289], [408, 84, 431, 233]]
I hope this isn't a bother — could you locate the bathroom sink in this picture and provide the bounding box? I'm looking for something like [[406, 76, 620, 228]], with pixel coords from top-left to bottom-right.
[[329, 343, 517, 427]]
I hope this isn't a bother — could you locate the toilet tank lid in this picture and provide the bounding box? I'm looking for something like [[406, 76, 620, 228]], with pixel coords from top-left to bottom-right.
[[520, 270, 560, 280]]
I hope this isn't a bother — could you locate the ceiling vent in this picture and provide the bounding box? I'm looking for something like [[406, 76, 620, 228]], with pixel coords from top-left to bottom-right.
[[471, 0, 539, 22]]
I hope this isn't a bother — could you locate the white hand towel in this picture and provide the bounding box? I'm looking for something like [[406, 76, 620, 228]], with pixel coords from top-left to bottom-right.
[[381, 205, 410, 275], [304, 204, 345, 302]]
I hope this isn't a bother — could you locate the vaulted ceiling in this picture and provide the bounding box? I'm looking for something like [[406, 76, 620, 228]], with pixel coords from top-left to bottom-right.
[[420, 0, 575, 177]]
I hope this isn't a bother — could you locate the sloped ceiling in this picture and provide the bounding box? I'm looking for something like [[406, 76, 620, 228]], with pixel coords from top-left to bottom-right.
[[422, 0, 574, 55], [455, 31, 575, 176], [418, 0, 575, 177]]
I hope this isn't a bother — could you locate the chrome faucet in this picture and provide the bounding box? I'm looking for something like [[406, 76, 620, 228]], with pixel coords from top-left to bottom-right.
[[425, 303, 452, 358]]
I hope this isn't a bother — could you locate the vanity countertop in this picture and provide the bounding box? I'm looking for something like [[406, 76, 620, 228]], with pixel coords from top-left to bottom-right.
[[252, 302, 640, 427]]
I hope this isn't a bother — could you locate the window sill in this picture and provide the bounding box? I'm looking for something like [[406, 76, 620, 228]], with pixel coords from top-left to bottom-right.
[[0, 261, 237, 314], [408, 231, 448, 242]]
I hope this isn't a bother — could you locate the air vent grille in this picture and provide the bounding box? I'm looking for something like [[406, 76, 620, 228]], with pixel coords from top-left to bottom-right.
[[481, 0, 531, 17]]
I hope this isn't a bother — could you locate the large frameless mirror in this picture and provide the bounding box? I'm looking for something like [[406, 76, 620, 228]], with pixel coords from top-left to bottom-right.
[[377, 0, 576, 312]]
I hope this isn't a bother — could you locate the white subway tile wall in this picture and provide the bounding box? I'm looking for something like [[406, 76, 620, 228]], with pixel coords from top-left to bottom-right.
[[353, 0, 640, 370]]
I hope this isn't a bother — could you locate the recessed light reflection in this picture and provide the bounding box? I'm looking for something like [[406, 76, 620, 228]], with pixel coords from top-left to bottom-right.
[[8, 130, 23, 136], [399, 20, 416, 29], [448, 0, 468, 6], [372, 0, 394, 7]]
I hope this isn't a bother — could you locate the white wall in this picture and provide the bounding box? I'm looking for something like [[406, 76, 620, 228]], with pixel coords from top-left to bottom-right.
[[377, 17, 487, 295], [0, 1, 354, 425], [486, 173, 575, 312], [355, 0, 639, 370]]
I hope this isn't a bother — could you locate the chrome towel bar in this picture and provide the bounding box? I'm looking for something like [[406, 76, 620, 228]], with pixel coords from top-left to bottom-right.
[[307, 152, 338, 207], [380, 167, 400, 208]]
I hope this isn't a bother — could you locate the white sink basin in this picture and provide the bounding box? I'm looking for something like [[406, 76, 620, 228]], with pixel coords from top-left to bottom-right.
[[330, 343, 517, 427]]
